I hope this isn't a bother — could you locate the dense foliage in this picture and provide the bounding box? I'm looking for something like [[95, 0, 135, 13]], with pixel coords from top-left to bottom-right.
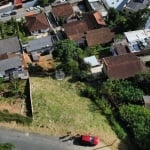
[[119, 105, 150, 150], [53, 40, 90, 79], [0, 143, 15, 150], [0, 78, 25, 98], [131, 72, 150, 94], [101, 80, 143, 105], [0, 18, 27, 42], [107, 8, 150, 33]]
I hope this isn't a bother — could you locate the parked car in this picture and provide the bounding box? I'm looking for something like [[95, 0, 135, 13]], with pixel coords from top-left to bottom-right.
[[1, 13, 9, 17], [10, 11, 17, 15], [81, 135, 99, 146], [29, 7, 34, 11], [26, 8, 30, 12]]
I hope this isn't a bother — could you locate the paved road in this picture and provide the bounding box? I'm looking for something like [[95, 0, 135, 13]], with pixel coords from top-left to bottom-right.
[[0, 127, 112, 150], [0, 127, 78, 150]]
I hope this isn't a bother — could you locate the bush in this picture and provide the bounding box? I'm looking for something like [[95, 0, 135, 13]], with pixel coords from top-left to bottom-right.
[[96, 98, 112, 116], [0, 143, 15, 150], [110, 116, 127, 139], [96, 98, 127, 139]]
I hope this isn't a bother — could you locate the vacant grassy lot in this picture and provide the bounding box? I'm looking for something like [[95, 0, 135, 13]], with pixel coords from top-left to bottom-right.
[[30, 77, 118, 144]]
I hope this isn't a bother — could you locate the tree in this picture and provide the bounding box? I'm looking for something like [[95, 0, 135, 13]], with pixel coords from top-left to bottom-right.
[[53, 40, 85, 76], [131, 72, 150, 94], [101, 80, 143, 105], [119, 104, 150, 150], [107, 8, 150, 33]]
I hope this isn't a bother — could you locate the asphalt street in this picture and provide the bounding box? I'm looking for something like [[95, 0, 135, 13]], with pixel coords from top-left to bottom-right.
[[0, 127, 80, 150]]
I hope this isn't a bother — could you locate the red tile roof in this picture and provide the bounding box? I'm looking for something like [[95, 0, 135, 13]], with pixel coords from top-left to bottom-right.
[[14, 0, 22, 6], [83, 11, 106, 30], [63, 20, 89, 40], [25, 13, 50, 32], [103, 53, 145, 79], [52, 3, 73, 18], [86, 28, 115, 46]]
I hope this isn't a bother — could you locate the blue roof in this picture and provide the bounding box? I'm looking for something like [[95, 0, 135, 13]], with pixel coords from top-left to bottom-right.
[[84, 56, 100, 67]]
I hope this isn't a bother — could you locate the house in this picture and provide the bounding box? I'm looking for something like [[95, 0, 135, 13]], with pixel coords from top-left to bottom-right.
[[51, 3, 74, 25], [24, 36, 54, 61], [110, 44, 129, 56], [63, 20, 89, 42], [14, 0, 22, 9], [84, 55, 102, 76], [102, 53, 145, 79], [0, 55, 28, 79], [85, 27, 115, 47], [83, 11, 106, 29], [25, 13, 50, 36], [0, 36, 21, 55], [0, 0, 13, 13], [124, 29, 150, 55], [123, 0, 150, 13], [63, 12, 107, 45], [85, 0, 108, 17], [102, 0, 127, 11], [143, 96, 150, 109]]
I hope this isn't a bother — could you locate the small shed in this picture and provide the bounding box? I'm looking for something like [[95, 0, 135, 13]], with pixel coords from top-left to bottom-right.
[[83, 56, 100, 67], [143, 96, 150, 109]]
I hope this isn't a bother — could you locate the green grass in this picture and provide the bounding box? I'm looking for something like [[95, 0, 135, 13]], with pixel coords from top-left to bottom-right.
[[31, 77, 118, 143]]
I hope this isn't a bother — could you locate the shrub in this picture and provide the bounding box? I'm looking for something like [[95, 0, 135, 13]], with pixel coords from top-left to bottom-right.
[[0, 143, 15, 150]]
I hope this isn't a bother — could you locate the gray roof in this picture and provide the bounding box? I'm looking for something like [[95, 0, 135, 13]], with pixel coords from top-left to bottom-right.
[[0, 56, 22, 76], [26, 36, 53, 52], [143, 96, 150, 109], [0, 37, 21, 55], [126, 0, 150, 12], [84, 56, 100, 67]]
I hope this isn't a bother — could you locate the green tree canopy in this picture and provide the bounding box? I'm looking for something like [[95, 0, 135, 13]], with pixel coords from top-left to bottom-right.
[[119, 104, 150, 150], [131, 72, 150, 94], [107, 8, 150, 33], [101, 79, 143, 105]]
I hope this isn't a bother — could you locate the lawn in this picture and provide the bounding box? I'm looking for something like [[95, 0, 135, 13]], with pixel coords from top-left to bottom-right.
[[30, 77, 118, 145]]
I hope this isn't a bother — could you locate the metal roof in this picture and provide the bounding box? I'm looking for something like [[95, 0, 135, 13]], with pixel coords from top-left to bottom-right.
[[84, 56, 100, 67], [26, 36, 53, 52], [0, 36, 21, 55], [0, 56, 22, 76]]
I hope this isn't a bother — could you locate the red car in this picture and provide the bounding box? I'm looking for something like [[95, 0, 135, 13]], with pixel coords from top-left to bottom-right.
[[81, 135, 99, 146]]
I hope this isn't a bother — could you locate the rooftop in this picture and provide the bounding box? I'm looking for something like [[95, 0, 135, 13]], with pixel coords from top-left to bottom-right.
[[86, 27, 115, 46], [84, 56, 100, 67], [0, 55, 22, 76], [88, 1, 108, 16], [125, 0, 150, 12], [26, 36, 53, 52], [63, 20, 89, 41], [0, 36, 21, 55], [103, 0, 128, 10], [103, 53, 145, 79], [25, 13, 50, 32], [52, 2, 74, 18], [124, 29, 150, 53]]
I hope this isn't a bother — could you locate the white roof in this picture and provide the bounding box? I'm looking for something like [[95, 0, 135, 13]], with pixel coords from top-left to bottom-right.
[[124, 29, 150, 43], [103, 0, 127, 10], [84, 56, 100, 67]]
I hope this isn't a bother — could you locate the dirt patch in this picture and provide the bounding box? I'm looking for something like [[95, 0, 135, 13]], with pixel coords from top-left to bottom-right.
[[35, 55, 54, 70], [0, 99, 23, 114]]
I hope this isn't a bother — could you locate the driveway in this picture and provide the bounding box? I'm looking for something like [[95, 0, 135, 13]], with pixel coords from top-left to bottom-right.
[[0, 127, 112, 150]]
